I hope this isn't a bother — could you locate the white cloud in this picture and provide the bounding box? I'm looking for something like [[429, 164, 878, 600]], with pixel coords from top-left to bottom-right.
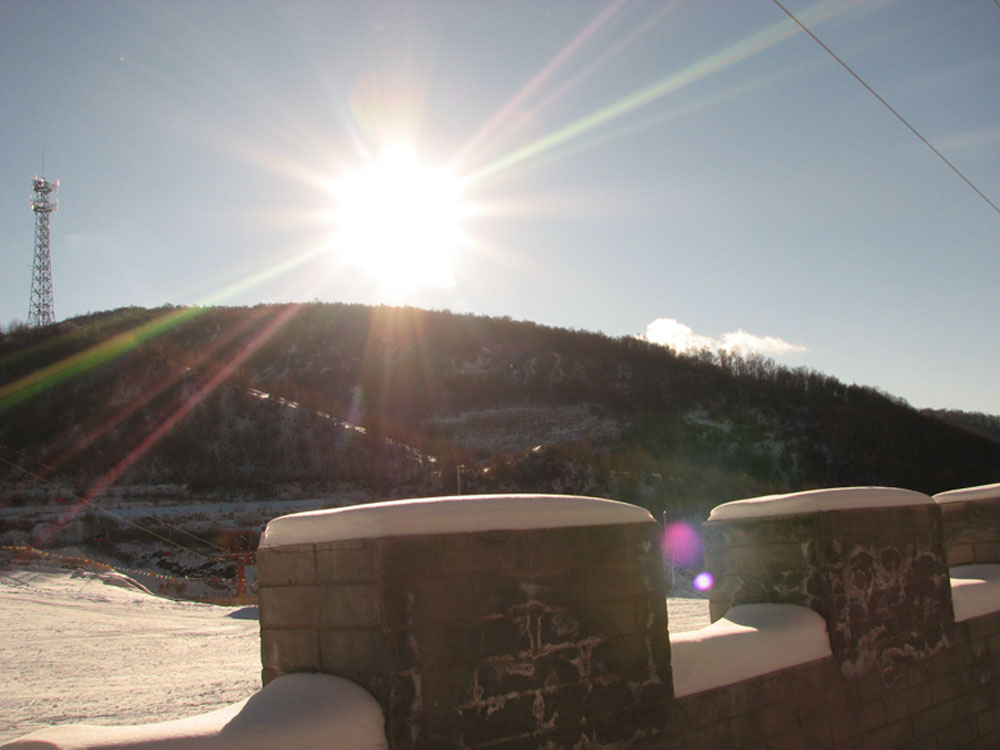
[[639, 318, 807, 356], [718, 329, 807, 355], [640, 318, 715, 353]]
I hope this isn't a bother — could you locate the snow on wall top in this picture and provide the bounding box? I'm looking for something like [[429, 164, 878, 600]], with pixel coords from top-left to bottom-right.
[[933, 482, 1000, 505], [950, 564, 1000, 622], [669, 603, 832, 697], [707, 486, 933, 522], [260, 494, 654, 548]]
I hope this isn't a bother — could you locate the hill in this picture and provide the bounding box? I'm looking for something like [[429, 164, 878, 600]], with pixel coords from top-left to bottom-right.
[[921, 408, 1000, 443], [2, 303, 998, 527]]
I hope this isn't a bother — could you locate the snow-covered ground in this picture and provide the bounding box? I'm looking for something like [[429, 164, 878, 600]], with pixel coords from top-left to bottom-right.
[[0, 557, 710, 745], [0, 561, 260, 744]]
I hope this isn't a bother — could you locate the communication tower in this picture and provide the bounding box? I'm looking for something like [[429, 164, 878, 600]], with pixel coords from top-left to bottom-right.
[[28, 174, 59, 327]]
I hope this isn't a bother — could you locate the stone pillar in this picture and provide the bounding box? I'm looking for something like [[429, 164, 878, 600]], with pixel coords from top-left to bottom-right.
[[256, 494, 672, 749], [934, 483, 1000, 566], [701, 487, 954, 684]]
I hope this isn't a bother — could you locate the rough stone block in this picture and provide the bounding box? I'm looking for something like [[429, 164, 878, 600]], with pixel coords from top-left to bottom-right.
[[628, 522, 662, 558], [933, 715, 979, 748], [456, 530, 528, 574], [471, 657, 537, 701], [708, 541, 811, 576], [728, 711, 764, 748], [260, 627, 319, 673], [977, 704, 1000, 736], [587, 598, 639, 638], [856, 719, 912, 750], [973, 541, 1000, 563], [474, 571, 586, 618], [584, 561, 644, 602], [586, 524, 631, 563], [379, 536, 457, 580], [533, 648, 587, 690], [258, 585, 320, 628], [683, 721, 730, 749], [759, 700, 799, 739], [537, 608, 584, 649], [587, 633, 650, 679], [883, 682, 932, 722], [523, 527, 591, 570], [911, 696, 958, 738], [383, 575, 475, 627], [457, 692, 543, 748], [319, 583, 382, 627], [256, 544, 316, 587], [679, 687, 732, 729], [315, 542, 377, 582], [408, 625, 478, 669], [639, 558, 667, 598], [946, 543, 975, 567], [474, 615, 533, 661], [319, 628, 384, 677]]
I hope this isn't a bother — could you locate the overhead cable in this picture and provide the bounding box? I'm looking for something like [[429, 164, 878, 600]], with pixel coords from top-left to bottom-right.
[[772, 0, 1000, 219], [0, 449, 228, 558]]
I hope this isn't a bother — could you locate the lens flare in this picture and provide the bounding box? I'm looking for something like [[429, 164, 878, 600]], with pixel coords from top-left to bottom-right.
[[693, 571, 714, 592], [662, 521, 702, 567]]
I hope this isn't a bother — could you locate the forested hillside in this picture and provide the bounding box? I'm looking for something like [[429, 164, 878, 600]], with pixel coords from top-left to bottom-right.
[[2, 303, 998, 522], [921, 409, 1000, 443]]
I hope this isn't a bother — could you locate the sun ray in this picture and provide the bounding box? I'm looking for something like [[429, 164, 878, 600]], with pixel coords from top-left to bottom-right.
[[453, 0, 630, 169], [464, 0, 848, 186]]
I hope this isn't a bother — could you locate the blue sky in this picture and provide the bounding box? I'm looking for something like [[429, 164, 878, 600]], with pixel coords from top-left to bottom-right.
[[2, 0, 998, 414]]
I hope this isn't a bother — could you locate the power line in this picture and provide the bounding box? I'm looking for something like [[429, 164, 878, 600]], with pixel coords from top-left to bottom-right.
[[0, 447, 231, 558], [772, 0, 1000, 219]]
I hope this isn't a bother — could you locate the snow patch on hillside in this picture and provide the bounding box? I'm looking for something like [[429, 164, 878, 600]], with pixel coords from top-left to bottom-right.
[[425, 405, 620, 454]]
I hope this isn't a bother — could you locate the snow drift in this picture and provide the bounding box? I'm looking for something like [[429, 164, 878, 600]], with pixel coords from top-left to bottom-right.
[[0, 673, 387, 750]]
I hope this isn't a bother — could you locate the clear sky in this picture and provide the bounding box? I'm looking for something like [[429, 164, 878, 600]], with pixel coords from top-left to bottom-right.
[[2, 0, 998, 414]]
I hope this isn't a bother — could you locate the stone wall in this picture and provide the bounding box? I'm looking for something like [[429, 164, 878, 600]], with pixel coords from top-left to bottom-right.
[[702, 502, 953, 684], [258, 516, 672, 749], [256, 488, 1000, 749], [935, 483, 1000, 567], [665, 607, 1000, 749]]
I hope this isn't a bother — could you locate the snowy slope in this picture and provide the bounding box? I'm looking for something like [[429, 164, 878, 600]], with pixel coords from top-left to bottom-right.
[[0, 562, 260, 744]]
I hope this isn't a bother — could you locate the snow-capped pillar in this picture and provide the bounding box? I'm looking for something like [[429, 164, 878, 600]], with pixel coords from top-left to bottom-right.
[[701, 487, 954, 685], [934, 483, 1000, 566], [256, 494, 673, 749]]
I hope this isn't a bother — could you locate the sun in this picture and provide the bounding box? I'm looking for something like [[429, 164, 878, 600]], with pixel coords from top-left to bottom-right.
[[329, 145, 467, 295]]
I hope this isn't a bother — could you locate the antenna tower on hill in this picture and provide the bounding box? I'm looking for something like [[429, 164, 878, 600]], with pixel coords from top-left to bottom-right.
[[28, 173, 59, 327]]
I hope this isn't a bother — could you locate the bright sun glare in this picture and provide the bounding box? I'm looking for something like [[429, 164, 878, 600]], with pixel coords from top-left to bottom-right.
[[330, 145, 467, 295]]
